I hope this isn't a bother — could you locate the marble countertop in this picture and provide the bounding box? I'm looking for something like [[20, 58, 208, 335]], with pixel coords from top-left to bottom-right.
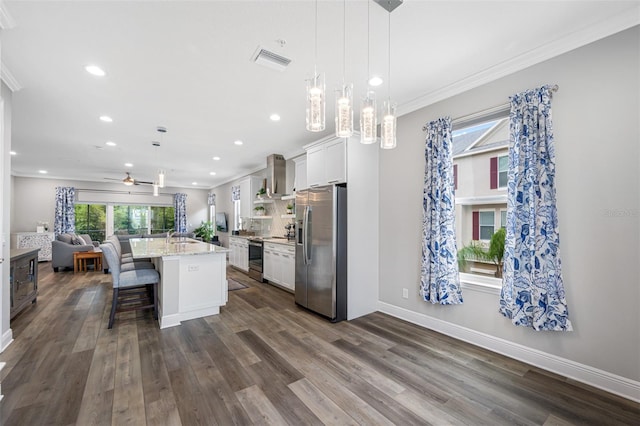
[[130, 237, 230, 258]]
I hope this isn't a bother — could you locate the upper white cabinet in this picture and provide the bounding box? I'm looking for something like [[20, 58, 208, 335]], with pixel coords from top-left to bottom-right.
[[293, 157, 308, 191], [239, 176, 263, 220], [305, 136, 347, 187]]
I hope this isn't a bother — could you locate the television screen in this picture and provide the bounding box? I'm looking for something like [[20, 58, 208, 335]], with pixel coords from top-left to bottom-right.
[[215, 212, 228, 232]]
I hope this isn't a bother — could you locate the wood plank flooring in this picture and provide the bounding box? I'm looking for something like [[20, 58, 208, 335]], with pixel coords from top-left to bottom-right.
[[1, 263, 638, 425]]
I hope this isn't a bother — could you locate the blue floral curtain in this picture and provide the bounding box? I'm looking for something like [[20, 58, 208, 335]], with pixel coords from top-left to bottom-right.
[[499, 85, 572, 331], [174, 193, 188, 233], [231, 185, 240, 202], [208, 192, 216, 206], [54, 187, 75, 236], [420, 117, 463, 305]]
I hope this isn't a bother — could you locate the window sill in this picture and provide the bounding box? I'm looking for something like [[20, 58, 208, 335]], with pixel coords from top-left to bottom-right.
[[459, 272, 501, 295]]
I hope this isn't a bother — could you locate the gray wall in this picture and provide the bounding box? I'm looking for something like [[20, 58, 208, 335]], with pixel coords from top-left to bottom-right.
[[379, 27, 639, 382], [10, 176, 210, 237]]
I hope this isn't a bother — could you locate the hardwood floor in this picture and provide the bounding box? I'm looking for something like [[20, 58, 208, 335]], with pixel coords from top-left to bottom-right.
[[1, 263, 638, 425]]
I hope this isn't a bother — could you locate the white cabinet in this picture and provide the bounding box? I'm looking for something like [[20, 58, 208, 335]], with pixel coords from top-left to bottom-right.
[[239, 176, 264, 220], [229, 237, 248, 271], [305, 136, 347, 187], [294, 157, 308, 191], [325, 138, 346, 184], [263, 242, 295, 292]]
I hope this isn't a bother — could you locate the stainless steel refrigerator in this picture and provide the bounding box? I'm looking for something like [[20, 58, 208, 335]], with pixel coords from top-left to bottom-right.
[[295, 184, 347, 322]]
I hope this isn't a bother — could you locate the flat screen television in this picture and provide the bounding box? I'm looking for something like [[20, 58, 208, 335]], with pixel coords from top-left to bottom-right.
[[215, 212, 228, 232]]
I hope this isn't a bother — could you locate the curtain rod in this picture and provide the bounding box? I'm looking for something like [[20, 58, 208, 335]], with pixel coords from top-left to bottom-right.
[[76, 188, 173, 196], [422, 84, 559, 131]]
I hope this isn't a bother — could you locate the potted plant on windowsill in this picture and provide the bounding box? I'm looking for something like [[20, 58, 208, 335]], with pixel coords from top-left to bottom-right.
[[254, 205, 265, 216], [457, 228, 506, 278]]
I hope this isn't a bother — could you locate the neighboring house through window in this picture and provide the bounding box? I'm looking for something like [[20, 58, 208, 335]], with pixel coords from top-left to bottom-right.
[[452, 112, 509, 281]]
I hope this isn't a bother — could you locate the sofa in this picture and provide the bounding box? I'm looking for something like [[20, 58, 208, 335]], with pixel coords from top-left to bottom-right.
[[51, 233, 99, 272]]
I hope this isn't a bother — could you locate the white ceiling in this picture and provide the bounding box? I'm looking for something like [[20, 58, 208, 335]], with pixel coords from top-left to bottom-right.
[[3, 1, 639, 189]]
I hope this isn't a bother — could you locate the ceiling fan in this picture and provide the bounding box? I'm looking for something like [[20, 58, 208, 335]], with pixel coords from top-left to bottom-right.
[[104, 172, 153, 186]]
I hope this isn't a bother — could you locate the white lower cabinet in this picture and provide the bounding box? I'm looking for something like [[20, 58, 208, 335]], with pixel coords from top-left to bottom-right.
[[229, 237, 248, 272], [263, 242, 295, 292]]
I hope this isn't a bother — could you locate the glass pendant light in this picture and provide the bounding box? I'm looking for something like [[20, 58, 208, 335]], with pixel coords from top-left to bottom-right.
[[360, 1, 377, 144], [306, 0, 325, 132], [153, 182, 159, 197], [380, 8, 397, 149], [157, 170, 165, 188], [335, 0, 353, 138], [156, 126, 167, 186]]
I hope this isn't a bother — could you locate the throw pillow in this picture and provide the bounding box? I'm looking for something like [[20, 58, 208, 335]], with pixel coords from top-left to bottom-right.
[[71, 234, 86, 245], [58, 233, 72, 244]]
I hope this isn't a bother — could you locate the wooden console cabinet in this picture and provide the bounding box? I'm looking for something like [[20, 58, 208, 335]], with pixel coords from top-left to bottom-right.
[[9, 248, 39, 319]]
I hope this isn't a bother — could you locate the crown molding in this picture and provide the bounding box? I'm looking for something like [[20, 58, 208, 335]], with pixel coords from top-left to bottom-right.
[[1, 63, 22, 92], [398, 7, 640, 117], [0, 1, 16, 29]]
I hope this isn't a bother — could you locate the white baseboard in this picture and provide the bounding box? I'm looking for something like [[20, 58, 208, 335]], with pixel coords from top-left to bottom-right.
[[377, 301, 640, 403], [1, 328, 13, 353]]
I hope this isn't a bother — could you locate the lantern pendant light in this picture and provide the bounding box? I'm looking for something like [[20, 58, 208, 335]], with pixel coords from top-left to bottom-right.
[[335, 0, 353, 138], [380, 7, 397, 149], [360, 1, 377, 144], [306, 0, 325, 132]]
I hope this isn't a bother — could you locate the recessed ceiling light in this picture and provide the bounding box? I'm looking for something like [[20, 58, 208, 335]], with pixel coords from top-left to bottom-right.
[[105, 141, 117, 146], [234, 140, 243, 146], [38, 170, 47, 174], [100, 116, 113, 123], [209, 172, 217, 176], [369, 76, 383, 86], [270, 114, 281, 121], [212, 156, 221, 161], [85, 65, 106, 77], [10, 151, 16, 155], [124, 163, 133, 167], [192, 182, 198, 186]]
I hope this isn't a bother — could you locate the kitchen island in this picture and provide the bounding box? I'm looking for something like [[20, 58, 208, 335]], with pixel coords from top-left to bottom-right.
[[129, 237, 230, 329]]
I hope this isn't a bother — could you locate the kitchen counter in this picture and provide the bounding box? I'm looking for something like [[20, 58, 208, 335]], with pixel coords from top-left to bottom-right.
[[130, 237, 230, 258], [129, 237, 230, 329]]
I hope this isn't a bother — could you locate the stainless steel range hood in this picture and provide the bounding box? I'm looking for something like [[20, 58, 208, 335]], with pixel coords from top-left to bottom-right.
[[266, 154, 286, 196]]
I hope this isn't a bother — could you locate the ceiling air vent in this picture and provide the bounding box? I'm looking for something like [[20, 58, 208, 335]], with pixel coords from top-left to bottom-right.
[[251, 46, 291, 72]]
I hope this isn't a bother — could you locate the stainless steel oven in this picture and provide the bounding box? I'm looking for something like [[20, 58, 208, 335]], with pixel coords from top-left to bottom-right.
[[248, 238, 264, 282]]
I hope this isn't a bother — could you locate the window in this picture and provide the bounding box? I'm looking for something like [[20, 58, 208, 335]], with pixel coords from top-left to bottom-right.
[[113, 205, 149, 235], [113, 205, 174, 235], [233, 200, 241, 231], [151, 206, 175, 233], [498, 155, 508, 188], [74, 204, 106, 242], [479, 211, 495, 240], [454, 112, 509, 284]]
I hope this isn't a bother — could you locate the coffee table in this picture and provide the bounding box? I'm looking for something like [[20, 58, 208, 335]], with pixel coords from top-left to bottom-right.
[[74, 249, 103, 273]]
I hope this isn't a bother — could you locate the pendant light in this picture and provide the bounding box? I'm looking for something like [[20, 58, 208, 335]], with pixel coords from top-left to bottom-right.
[[335, 0, 353, 138], [153, 182, 159, 197], [156, 126, 167, 187], [306, 0, 325, 132], [380, 7, 397, 150], [360, 0, 377, 144]]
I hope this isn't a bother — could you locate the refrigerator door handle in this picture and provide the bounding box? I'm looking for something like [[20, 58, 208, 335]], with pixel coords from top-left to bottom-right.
[[304, 205, 312, 264]]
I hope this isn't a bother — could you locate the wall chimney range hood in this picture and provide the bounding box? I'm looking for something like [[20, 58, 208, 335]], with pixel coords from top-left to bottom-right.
[[266, 154, 286, 197]]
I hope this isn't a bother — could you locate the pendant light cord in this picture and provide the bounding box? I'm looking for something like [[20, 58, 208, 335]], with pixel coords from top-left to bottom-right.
[[314, 0, 318, 77], [388, 10, 391, 104], [343, 0, 346, 85], [367, 1, 370, 86]]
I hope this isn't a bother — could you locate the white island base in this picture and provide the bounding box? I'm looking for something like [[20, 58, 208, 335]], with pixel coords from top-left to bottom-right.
[[129, 238, 230, 329]]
